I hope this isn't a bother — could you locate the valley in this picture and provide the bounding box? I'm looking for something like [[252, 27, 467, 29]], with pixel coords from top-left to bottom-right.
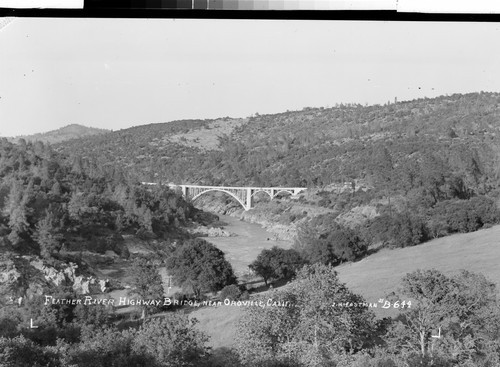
[[2, 92, 500, 366]]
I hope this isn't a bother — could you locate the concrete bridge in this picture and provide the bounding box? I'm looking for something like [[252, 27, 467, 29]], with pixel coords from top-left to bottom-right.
[[142, 183, 306, 210]]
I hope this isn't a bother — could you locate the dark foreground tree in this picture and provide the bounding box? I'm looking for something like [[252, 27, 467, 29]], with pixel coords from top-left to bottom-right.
[[385, 269, 500, 366], [57, 313, 210, 367], [132, 314, 211, 366], [56, 326, 154, 367], [166, 238, 236, 298], [0, 335, 61, 367], [236, 263, 375, 367], [130, 257, 165, 316]]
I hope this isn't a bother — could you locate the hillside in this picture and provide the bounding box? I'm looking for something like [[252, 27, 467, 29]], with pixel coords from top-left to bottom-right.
[[336, 223, 500, 313], [3, 93, 500, 366], [0, 137, 217, 305], [51, 91, 500, 259], [8, 124, 109, 144], [192, 223, 500, 348], [55, 92, 500, 188]]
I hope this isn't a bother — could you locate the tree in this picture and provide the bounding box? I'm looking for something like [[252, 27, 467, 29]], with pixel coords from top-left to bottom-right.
[[295, 219, 367, 266], [419, 153, 449, 205], [166, 238, 236, 298], [249, 247, 304, 286], [371, 146, 395, 217], [73, 303, 113, 329], [236, 264, 375, 367], [390, 212, 428, 248], [132, 314, 211, 367], [0, 335, 61, 367], [33, 210, 63, 259], [50, 181, 62, 197], [248, 250, 275, 287], [130, 257, 164, 316], [5, 180, 30, 246], [61, 326, 154, 367], [385, 269, 500, 365], [7, 205, 29, 245]]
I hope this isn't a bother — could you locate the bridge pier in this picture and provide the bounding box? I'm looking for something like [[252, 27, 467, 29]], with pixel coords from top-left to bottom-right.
[[246, 188, 253, 211]]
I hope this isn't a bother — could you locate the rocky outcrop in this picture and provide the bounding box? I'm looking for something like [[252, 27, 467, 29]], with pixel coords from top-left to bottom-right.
[[238, 212, 299, 241], [99, 279, 108, 293], [1, 255, 110, 300], [72, 276, 108, 294], [28, 256, 107, 295], [0, 266, 21, 284], [29, 258, 78, 287], [1, 256, 46, 301], [189, 226, 236, 238]]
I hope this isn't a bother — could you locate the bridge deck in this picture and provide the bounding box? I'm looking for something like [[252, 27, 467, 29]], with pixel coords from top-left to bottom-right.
[[141, 182, 307, 210]]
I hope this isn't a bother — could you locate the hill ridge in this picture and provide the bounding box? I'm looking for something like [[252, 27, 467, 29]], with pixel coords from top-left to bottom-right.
[[7, 123, 110, 144]]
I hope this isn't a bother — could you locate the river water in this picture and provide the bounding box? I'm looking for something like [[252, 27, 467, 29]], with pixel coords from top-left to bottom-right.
[[205, 214, 293, 276]]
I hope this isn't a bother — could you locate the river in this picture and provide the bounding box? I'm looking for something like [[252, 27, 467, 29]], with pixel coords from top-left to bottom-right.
[[205, 214, 293, 276]]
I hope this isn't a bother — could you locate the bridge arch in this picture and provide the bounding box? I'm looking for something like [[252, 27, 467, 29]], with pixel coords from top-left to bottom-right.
[[272, 190, 295, 198], [190, 188, 247, 210], [251, 189, 273, 200]]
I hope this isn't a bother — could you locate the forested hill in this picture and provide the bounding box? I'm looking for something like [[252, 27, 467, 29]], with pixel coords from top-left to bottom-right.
[[55, 92, 500, 189], [8, 124, 109, 144], [0, 138, 207, 260]]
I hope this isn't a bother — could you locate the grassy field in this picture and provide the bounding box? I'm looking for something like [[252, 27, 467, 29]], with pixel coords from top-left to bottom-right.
[[190, 224, 500, 349], [336, 223, 500, 314]]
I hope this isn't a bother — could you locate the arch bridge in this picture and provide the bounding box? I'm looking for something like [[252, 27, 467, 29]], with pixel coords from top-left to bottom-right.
[[142, 182, 307, 211]]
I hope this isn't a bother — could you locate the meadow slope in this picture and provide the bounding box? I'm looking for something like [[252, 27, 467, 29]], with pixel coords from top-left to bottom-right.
[[191, 224, 500, 348], [336, 223, 500, 308]]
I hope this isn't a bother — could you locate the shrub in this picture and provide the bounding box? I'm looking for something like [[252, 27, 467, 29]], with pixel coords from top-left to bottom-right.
[[0, 335, 62, 367], [295, 219, 368, 265], [362, 212, 428, 248], [390, 212, 428, 248], [220, 284, 242, 301], [429, 196, 500, 236], [362, 214, 394, 246]]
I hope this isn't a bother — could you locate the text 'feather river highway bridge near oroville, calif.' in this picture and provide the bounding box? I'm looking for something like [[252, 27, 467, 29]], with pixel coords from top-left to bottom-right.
[[140, 182, 307, 211]]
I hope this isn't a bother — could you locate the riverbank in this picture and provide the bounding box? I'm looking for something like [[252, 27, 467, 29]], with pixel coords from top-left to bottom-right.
[[204, 214, 293, 276], [193, 194, 336, 242]]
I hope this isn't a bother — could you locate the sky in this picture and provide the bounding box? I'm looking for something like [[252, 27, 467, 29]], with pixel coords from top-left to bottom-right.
[[1, 18, 500, 137]]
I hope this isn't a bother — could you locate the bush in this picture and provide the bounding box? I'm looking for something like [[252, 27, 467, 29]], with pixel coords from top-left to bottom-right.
[[362, 214, 394, 246], [206, 347, 242, 367], [0, 316, 19, 338], [0, 335, 62, 367], [295, 219, 367, 265], [220, 284, 242, 301], [362, 212, 429, 248], [429, 196, 500, 236], [390, 212, 428, 248]]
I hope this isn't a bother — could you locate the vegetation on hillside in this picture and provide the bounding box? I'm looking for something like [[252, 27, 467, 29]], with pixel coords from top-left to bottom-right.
[[0, 137, 206, 262], [8, 124, 109, 145], [54, 92, 500, 252], [56, 92, 500, 190], [2, 93, 500, 366]]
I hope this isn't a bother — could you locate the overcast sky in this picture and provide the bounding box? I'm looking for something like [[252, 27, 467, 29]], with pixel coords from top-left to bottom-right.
[[1, 18, 500, 137]]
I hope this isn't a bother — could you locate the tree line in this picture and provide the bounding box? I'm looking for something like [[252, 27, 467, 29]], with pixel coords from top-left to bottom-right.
[[2, 264, 499, 367]]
